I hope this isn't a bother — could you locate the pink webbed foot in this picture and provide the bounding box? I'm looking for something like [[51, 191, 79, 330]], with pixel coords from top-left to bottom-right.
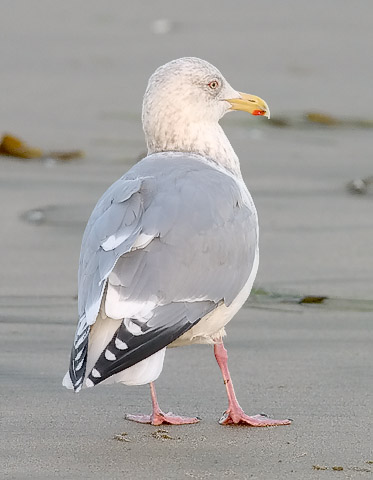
[[125, 411, 200, 426], [213, 342, 291, 427], [219, 407, 292, 427], [125, 383, 200, 425]]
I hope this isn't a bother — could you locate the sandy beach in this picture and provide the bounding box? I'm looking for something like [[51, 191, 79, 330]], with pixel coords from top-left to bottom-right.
[[1, 1, 372, 478]]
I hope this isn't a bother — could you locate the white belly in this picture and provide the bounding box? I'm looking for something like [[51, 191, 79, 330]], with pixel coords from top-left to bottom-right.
[[170, 248, 259, 347]]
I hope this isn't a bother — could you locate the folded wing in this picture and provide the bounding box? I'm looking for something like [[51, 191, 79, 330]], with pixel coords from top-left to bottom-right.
[[66, 154, 257, 391]]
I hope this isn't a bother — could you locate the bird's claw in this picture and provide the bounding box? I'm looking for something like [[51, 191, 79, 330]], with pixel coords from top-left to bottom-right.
[[219, 409, 291, 427], [125, 411, 200, 426]]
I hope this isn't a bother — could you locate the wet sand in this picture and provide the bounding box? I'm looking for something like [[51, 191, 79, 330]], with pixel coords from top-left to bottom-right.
[[1, 1, 373, 478]]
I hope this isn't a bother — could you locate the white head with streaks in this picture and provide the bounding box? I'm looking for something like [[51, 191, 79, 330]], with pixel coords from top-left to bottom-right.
[[142, 57, 269, 174]]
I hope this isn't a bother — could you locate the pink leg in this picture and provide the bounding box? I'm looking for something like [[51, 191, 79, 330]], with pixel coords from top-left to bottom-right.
[[214, 341, 291, 427], [125, 382, 200, 426]]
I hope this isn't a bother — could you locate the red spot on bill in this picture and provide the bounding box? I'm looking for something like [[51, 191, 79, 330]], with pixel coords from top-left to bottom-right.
[[252, 109, 265, 116]]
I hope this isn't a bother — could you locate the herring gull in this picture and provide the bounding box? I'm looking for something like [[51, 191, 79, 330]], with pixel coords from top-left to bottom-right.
[[63, 57, 291, 427]]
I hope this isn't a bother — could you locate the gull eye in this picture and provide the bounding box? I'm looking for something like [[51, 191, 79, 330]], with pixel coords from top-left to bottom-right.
[[208, 80, 219, 90]]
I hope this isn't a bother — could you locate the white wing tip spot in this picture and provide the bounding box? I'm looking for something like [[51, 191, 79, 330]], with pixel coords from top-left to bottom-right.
[[115, 338, 128, 350], [86, 378, 95, 388], [105, 349, 116, 361], [75, 359, 84, 371], [74, 349, 83, 361], [91, 368, 101, 378]]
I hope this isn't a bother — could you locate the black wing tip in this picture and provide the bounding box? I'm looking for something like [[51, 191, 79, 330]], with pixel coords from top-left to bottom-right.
[[68, 342, 88, 392], [90, 316, 200, 386]]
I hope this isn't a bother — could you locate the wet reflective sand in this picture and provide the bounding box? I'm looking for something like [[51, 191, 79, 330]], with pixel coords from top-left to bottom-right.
[[1, 1, 372, 478]]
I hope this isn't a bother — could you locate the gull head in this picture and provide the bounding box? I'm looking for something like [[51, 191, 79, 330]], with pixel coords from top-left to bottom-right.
[[142, 57, 269, 163]]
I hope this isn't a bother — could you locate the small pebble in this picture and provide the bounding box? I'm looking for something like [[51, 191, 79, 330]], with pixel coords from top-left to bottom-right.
[[151, 19, 173, 35], [24, 209, 45, 224], [346, 179, 367, 194], [113, 432, 130, 442]]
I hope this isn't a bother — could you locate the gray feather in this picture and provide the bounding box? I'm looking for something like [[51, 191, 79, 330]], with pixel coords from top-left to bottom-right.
[[67, 153, 257, 390]]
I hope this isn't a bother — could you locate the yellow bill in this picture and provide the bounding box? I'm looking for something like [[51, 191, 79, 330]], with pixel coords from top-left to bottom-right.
[[226, 92, 270, 119]]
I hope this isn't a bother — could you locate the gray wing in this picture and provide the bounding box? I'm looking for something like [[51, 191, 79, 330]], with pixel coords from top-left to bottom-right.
[[68, 176, 145, 390], [68, 154, 257, 391]]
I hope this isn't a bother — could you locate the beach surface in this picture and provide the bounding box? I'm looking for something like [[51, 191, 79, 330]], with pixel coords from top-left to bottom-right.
[[1, 1, 372, 478]]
